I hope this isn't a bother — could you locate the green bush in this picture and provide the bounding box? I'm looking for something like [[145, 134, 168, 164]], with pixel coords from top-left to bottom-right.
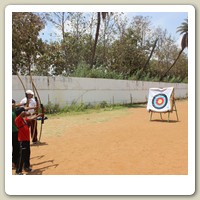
[[44, 101, 124, 115], [45, 101, 61, 114], [72, 63, 125, 80]]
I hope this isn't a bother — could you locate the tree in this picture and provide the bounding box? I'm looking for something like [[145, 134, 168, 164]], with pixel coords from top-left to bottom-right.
[[109, 27, 148, 78], [94, 13, 118, 67], [67, 12, 88, 66], [34, 41, 64, 76], [44, 12, 72, 40], [177, 18, 188, 50], [129, 16, 158, 78], [90, 12, 111, 68], [44, 12, 74, 69], [29, 12, 187, 82], [12, 12, 45, 75], [115, 13, 129, 39], [159, 18, 188, 81]]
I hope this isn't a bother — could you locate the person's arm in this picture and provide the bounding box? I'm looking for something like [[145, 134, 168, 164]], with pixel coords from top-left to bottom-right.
[[24, 106, 38, 112], [13, 102, 26, 108], [26, 98, 39, 114], [27, 113, 44, 120]]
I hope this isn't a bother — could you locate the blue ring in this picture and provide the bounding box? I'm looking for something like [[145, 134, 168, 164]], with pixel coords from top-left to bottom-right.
[[152, 94, 168, 109]]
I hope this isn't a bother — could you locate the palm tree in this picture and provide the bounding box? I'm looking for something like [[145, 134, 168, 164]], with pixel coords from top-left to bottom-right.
[[177, 18, 188, 50], [159, 18, 188, 81], [90, 12, 109, 68]]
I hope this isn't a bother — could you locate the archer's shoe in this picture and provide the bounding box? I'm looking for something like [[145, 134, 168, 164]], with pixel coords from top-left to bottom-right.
[[24, 167, 32, 172], [16, 172, 25, 175], [12, 163, 16, 169], [32, 141, 39, 145]]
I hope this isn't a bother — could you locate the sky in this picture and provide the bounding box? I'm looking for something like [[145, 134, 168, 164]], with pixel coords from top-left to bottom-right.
[[39, 12, 188, 47], [128, 12, 187, 36], [128, 12, 188, 43]]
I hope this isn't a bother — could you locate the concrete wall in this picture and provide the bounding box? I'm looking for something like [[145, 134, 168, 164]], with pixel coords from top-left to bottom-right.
[[12, 75, 188, 107]]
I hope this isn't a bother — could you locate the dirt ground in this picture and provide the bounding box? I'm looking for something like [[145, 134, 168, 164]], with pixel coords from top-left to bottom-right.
[[13, 100, 188, 175]]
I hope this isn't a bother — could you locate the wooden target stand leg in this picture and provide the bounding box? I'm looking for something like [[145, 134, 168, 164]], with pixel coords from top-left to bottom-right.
[[150, 99, 179, 122], [170, 98, 179, 122]]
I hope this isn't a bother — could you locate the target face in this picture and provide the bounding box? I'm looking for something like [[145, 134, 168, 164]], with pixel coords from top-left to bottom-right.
[[152, 94, 168, 109]]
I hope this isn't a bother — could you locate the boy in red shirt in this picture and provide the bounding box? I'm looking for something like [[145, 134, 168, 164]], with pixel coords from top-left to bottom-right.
[[15, 107, 43, 175]]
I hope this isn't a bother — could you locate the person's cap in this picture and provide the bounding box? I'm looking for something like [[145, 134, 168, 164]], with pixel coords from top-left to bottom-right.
[[26, 90, 34, 95]]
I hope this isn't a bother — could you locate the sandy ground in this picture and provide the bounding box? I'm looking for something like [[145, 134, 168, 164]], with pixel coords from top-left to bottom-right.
[[13, 100, 188, 175]]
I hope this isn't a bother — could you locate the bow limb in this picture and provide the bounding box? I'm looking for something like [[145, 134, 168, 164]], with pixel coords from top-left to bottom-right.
[[30, 76, 44, 142], [17, 73, 26, 93], [38, 103, 45, 142], [29, 65, 36, 101], [28, 66, 42, 110], [32, 81, 45, 142], [31, 81, 42, 106], [32, 97, 39, 142], [13, 66, 26, 93], [28, 65, 38, 142], [28, 66, 45, 142]]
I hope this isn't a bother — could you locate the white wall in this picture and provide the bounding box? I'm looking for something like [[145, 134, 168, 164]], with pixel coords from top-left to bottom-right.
[[12, 75, 188, 107]]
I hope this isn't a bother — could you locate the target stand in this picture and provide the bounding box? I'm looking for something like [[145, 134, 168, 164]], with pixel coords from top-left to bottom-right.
[[147, 87, 179, 122]]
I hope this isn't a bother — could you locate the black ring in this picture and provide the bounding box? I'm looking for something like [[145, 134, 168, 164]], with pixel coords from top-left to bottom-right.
[[152, 94, 168, 109]]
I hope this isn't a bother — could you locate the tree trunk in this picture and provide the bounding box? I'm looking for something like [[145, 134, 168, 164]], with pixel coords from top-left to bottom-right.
[[143, 38, 158, 69], [137, 38, 158, 79], [159, 49, 183, 81], [90, 12, 101, 68]]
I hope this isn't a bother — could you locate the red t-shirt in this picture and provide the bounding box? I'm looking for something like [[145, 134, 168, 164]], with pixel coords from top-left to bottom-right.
[[15, 116, 30, 141]]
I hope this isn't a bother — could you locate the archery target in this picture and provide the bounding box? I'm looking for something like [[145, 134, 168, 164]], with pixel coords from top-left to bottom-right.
[[152, 94, 168, 109], [147, 87, 174, 112]]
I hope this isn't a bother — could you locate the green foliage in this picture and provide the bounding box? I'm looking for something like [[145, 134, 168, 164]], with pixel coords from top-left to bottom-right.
[[12, 12, 45, 75], [63, 102, 88, 113], [12, 12, 188, 83], [45, 101, 127, 115], [176, 18, 188, 35], [71, 62, 90, 77], [72, 63, 124, 80], [182, 77, 188, 83], [45, 101, 61, 114]]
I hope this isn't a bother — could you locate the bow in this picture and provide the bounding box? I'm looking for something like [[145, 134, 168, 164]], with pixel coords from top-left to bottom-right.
[[39, 103, 45, 142], [31, 95, 39, 141], [30, 80, 45, 142], [13, 66, 26, 94], [28, 65, 45, 142], [28, 64, 38, 142], [33, 81, 45, 142]]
